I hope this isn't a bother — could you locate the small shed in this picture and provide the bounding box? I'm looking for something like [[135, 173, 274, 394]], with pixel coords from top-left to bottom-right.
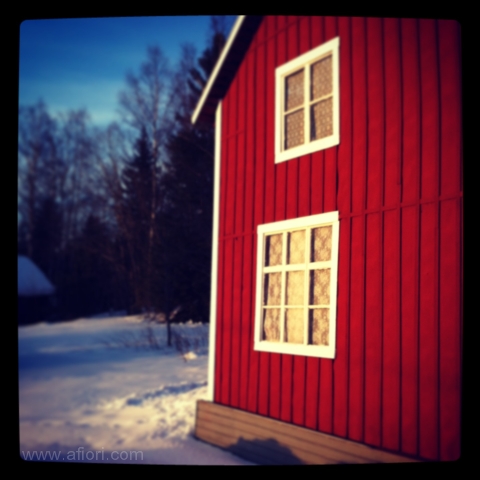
[[18, 255, 56, 325], [192, 16, 462, 464]]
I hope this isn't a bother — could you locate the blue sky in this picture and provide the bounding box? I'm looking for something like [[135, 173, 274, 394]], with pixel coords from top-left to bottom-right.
[[19, 16, 237, 127]]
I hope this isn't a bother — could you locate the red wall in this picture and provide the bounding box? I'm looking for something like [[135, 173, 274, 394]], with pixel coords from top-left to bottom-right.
[[214, 16, 462, 462]]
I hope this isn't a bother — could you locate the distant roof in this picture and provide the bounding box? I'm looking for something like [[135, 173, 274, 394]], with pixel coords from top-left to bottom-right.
[[191, 15, 263, 125], [18, 256, 55, 297]]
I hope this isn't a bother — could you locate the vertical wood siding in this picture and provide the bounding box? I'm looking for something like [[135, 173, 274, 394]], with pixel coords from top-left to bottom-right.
[[214, 15, 462, 462]]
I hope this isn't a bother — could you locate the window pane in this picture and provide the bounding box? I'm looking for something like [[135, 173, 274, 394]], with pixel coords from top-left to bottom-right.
[[310, 269, 330, 305], [285, 110, 304, 150], [285, 69, 304, 111], [286, 271, 304, 305], [263, 308, 280, 341], [264, 272, 282, 305], [265, 233, 282, 266], [311, 55, 333, 100], [311, 97, 333, 140], [287, 230, 305, 264], [311, 225, 332, 261], [285, 308, 304, 343], [309, 308, 329, 345]]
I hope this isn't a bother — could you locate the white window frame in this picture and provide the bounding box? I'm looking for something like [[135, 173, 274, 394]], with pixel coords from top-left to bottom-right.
[[275, 37, 340, 164], [254, 211, 339, 359]]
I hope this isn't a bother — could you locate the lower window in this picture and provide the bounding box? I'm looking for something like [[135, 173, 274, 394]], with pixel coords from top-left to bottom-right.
[[254, 211, 339, 358]]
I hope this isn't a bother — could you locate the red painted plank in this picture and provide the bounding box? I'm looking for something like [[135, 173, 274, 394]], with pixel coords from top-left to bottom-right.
[[400, 18, 421, 205], [381, 209, 401, 453], [277, 15, 287, 32], [220, 238, 234, 406], [230, 71, 245, 408], [286, 15, 299, 29], [333, 215, 350, 438], [348, 214, 365, 442], [243, 50, 256, 234], [351, 17, 367, 215], [280, 354, 293, 423], [305, 357, 320, 430], [439, 199, 461, 461], [286, 17, 299, 64], [264, 15, 276, 40], [418, 202, 439, 460], [264, 35, 276, 225], [224, 90, 237, 236], [310, 150, 324, 215], [292, 355, 306, 427], [247, 239, 260, 413], [240, 50, 256, 412], [333, 17, 352, 438], [298, 16, 311, 56], [419, 19, 440, 201], [253, 42, 266, 229], [366, 17, 384, 212], [438, 20, 462, 198], [255, 15, 266, 45], [269, 351, 281, 420], [310, 16, 324, 49], [248, 38, 266, 413], [324, 148, 337, 213], [323, 16, 338, 215], [383, 18, 402, 209], [258, 351, 270, 416], [214, 235, 225, 405], [318, 357, 333, 434], [257, 31, 275, 415], [364, 212, 382, 448], [239, 234, 254, 411], [337, 16, 353, 216], [230, 236, 243, 408], [234, 65, 247, 235], [324, 16, 338, 43], [298, 157, 311, 217], [274, 28, 287, 221], [400, 205, 419, 457]]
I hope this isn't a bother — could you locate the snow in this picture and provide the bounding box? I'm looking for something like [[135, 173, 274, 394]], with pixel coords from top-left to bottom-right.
[[18, 314, 254, 465], [18, 255, 55, 296]]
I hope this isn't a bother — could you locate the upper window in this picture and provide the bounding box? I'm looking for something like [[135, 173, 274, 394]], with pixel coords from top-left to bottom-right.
[[275, 37, 340, 164], [254, 212, 339, 359]]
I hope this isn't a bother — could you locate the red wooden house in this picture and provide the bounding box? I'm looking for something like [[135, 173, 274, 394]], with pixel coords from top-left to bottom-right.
[[191, 15, 462, 464]]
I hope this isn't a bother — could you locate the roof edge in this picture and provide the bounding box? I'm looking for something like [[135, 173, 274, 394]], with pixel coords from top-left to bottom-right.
[[191, 15, 263, 125]]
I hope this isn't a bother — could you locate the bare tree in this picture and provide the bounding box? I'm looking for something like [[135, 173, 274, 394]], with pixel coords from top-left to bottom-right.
[[115, 46, 174, 315], [18, 101, 59, 259]]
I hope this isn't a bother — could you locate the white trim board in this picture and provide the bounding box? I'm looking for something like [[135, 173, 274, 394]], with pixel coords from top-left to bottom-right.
[[192, 16, 246, 125], [206, 100, 222, 401]]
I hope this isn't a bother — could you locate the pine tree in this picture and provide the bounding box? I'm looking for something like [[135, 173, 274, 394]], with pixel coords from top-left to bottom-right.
[[120, 126, 160, 313], [160, 17, 227, 323]]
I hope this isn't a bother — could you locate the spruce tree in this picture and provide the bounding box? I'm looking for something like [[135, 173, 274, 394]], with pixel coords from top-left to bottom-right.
[[160, 18, 226, 323], [121, 126, 160, 313]]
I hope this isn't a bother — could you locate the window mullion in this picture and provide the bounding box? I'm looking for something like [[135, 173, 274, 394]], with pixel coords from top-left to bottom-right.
[[304, 65, 310, 146], [280, 231, 287, 343], [303, 227, 310, 345]]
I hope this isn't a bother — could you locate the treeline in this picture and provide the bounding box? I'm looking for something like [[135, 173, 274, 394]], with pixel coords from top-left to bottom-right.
[[17, 17, 226, 326]]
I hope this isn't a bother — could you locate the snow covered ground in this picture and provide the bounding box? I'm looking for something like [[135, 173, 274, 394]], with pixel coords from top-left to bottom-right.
[[18, 314, 254, 465]]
